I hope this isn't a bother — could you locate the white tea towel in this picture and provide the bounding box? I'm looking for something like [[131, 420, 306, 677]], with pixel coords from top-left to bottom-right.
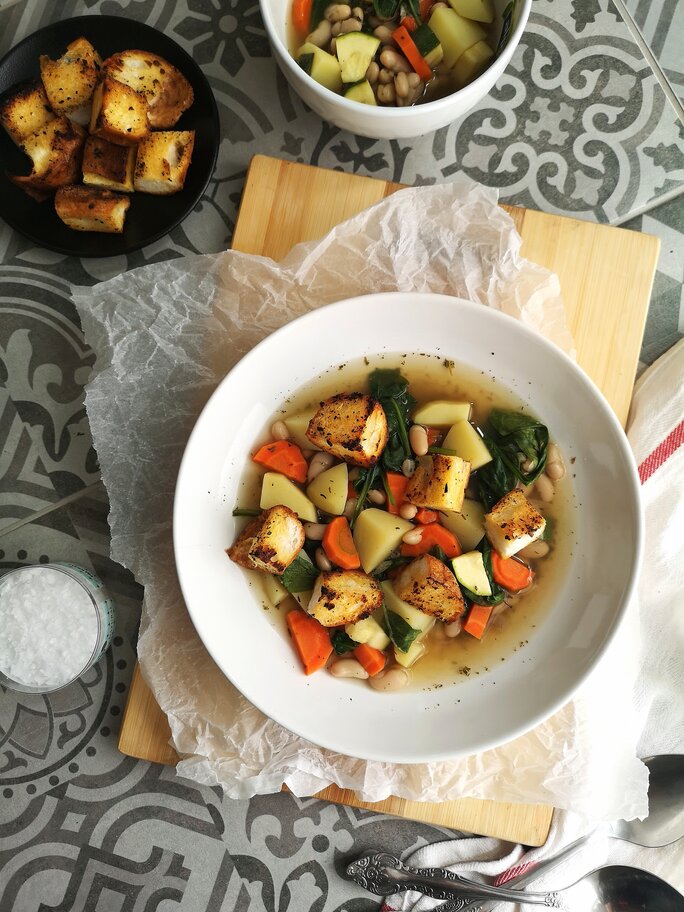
[[383, 337, 684, 909]]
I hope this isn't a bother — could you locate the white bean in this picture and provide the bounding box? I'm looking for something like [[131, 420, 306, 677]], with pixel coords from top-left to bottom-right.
[[352, 6, 364, 19], [518, 540, 550, 560], [380, 47, 411, 72], [534, 474, 554, 502], [315, 547, 332, 571], [402, 528, 423, 546], [378, 67, 394, 85], [445, 619, 462, 638], [373, 25, 394, 42], [304, 522, 327, 541], [547, 443, 562, 465], [546, 461, 565, 480], [343, 497, 358, 519], [325, 3, 352, 21], [401, 458, 415, 477], [399, 503, 418, 520], [368, 489, 386, 505], [377, 83, 396, 104], [307, 451, 335, 482], [338, 17, 362, 32], [365, 61, 380, 83], [331, 21, 342, 36], [407, 72, 421, 88], [521, 458, 535, 473], [409, 424, 428, 456], [271, 420, 290, 440], [330, 658, 368, 679], [305, 19, 332, 46], [368, 667, 409, 692], [395, 71, 409, 99]]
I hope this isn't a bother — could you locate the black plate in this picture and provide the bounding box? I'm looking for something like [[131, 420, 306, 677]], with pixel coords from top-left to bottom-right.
[[0, 15, 220, 257]]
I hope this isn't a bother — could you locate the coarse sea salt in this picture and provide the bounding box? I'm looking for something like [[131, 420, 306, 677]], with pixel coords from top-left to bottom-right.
[[0, 567, 98, 689]]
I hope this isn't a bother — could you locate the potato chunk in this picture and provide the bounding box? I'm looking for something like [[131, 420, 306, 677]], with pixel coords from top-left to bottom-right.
[[306, 393, 388, 467], [484, 490, 546, 559], [307, 569, 383, 627], [393, 554, 465, 622], [227, 505, 305, 575], [404, 453, 470, 512]]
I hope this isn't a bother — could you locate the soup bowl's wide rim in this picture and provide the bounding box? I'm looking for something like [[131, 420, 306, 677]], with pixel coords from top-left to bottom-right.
[[173, 293, 643, 764], [258, 0, 533, 138]]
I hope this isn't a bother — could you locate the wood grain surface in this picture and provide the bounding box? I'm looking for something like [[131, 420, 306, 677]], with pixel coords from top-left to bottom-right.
[[118, 154, 660, 847]]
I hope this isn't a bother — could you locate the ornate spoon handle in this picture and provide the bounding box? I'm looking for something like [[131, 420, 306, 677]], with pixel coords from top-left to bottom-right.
[[346, 853, 563, 908]]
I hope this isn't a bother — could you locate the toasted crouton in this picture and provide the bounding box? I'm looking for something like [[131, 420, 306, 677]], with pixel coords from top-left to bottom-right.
[[102, 50, 194, 128], [40, 37, 102, 125], [0, 83, 55, 145], [9, 117, 85, 201], [54, 186, 130, 233], [82, 135, 135, 192], [393, 555, 465, 622], [227, 505, 305, 575], [307, 569, 383, 627], [484, 490, 546, 559], [89, 76, 149, 146], [405, 453, 470, 512], [133, 130, 194, 194], [306, 393, 388, 467]]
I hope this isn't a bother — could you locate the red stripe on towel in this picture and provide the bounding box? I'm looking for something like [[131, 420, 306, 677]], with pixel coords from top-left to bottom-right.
[[638, 420, 684, 483], [494, 860, 536, 885]]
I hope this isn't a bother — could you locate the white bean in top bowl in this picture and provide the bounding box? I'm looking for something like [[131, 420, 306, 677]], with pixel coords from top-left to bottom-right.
[[173, 293, 643, 764], [258, 0, 531, 138]]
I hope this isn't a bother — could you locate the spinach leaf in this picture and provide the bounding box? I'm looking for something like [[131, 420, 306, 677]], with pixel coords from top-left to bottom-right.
[[351, 463, 378, 527], [373, 554, 413, 580], [281, 552, 318, 593], [369, 368, 415, 473], [383, 604, 420, 653], [477, 408, 549, 509], [373, 0, 401, 19], [331, 630, 359, 655], [458, 539, 506, 606], [232, 507, 261, 517]]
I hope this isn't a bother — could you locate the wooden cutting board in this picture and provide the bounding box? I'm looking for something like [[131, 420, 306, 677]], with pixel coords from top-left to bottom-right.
[[118, 154, 660, 847]]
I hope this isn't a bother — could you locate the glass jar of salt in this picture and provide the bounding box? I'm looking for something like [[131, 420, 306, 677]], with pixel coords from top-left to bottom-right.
[[0, 564, 116, 693]]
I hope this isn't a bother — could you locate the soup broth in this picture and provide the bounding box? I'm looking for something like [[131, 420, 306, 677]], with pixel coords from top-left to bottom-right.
[[234, 352, 575, 691]]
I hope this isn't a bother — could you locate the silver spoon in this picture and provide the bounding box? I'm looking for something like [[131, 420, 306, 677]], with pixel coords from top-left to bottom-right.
[[346, 852, 684, 910], [463, 753, 684, 903]]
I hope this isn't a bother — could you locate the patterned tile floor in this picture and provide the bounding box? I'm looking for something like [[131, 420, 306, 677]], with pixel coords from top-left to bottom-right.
[[0, 0, 683, 907]]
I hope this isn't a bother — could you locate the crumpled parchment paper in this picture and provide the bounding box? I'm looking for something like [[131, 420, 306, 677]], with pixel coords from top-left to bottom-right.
[[72, 175, 647, 821]]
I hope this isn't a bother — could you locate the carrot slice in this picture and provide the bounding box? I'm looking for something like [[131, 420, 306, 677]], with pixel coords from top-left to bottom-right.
[[392, 25, 433, 81], [252, 440, 308, 484], [401, 14, 417, 31], [385, 472, 409, 515], [491, 552, 534, 592], [354, 643, 387, 676], [322, 516, 361, 569], [415, 507, 438, 524], [292, 0, 313, 37], [286, 609, 332, 674], [400, 523, 462, 558], [463, 604, 493, 639]]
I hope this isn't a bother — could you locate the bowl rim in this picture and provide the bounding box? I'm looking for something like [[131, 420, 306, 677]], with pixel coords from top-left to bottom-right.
[[258, 0, 532, 118], [173, 292, 644, 763]]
